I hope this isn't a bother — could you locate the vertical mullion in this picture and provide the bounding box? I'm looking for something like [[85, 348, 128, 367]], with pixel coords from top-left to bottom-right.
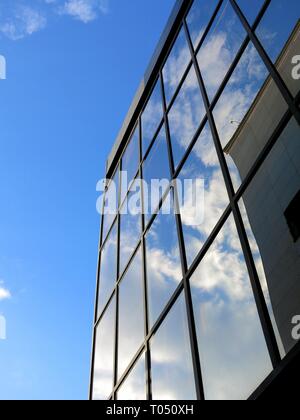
[[229, 0, 300, 124], [140, 117, 153, 401], [160, 70, 205, 401], [183, 19, 281, 368]]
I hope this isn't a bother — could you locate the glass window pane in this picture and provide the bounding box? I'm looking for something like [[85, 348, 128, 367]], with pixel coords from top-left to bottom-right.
[[238, 117, 300, 357], [118, 248, 145, 379], [168, 65, 205, 169], [121, 125, 139, 203], [213, 42, 288, 191], [162, 27, 191, 106], [197, 0, 247, 102], [256, 0, 300, 95], [93, 298, 115, 400], [120, 179, 142, 276], [98, 221, 118, 317], [102, 168, 119, 244], [145, 191, 182, 327], [236, 0, 264, 24], [186, 0, 219, 49], [117, 353, 146, 400], [150, 292, 196, 400], [143, 125, 171, 227], [177, 123, 229, 268], [141, 79, 164, 158], [190, 215, 273, 400]]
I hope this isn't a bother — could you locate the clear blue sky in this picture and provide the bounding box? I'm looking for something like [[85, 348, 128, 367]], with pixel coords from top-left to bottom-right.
[[0, 0, 175, 400]]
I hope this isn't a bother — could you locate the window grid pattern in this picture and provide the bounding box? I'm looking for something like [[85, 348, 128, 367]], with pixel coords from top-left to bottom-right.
[[91, 0, 300, 400]]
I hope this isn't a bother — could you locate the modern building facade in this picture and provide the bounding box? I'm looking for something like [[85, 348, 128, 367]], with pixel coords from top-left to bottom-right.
[[90, 0, 300, 400]]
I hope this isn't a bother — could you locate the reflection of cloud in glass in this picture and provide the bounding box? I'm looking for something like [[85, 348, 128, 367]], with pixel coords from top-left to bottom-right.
[[146, 192, 182, 327], [102, 168, 119, 243], [117, 353, 146, 400], [214, 43, 268, 149], [141, 80, 163, 157], [98, 222, 118, 316], [168, 65, 205, 169], [119, 180, 142, 276], [121, 126, 139, 203], [190, 215, 273, 400], [186, 0, 219, 49], [177, 123, 229, 267], [163, 27, 191, 105], [118, 248, 145, 379], [239, 199, 285, 358], [93, 298, 115, 400], [142, 125, 171, 225], [197, 0, 246, 102], [151, 292, 196, 400]]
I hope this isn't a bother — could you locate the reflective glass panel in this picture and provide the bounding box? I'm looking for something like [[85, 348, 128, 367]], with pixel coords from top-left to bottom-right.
[[145, 191, 182, 327], [117, 353, 146, 400], [256, 0, 300, 95], [142, 125, 171, 227], [186, 0, 219, 49], [118, 248, 145, 379], [168, 65, 205, 169], [102, 167, 119, 244], [197, 0, 246, 102], [93, 298, 115, 400], [162, 27, 191, 106], [236, 0, 264, 24], [120, 179, 142, 276], [239, 117, 300, 357], [190, 215, 273, 400], [213, 42, 288, 191], [177, 123, 229, 268], [121, 125, 140, 203], [150, 292, 196, 400], [98, 221, 118, 316], [141, 79, 164, 158]]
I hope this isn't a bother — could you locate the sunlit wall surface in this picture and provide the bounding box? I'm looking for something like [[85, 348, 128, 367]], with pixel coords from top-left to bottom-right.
[[91, 0, 300, 400]]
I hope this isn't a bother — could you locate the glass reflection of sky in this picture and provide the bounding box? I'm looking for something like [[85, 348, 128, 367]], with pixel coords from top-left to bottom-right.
[[163, 26, 191, 106], [121, 126, 139, 204], [236, 0, 264, 25], [97, 221, 118, 317], [197, 0, 246, 103], [186, 0, 219, 49], [168, 65, 205, 169], [117, 353, 146, 400], [190, 215, 273, 400], [150, 292, 196, 400], [214, 42, 270, 191], [141, 80, 164, 158], [118, 248, 145, 379], [102, 168, 119, 244], [177, 123, 229, 268], [239, 199, 285, 359], [145, 191, 182, 327], [256, 0, 300, 63], [119, 179, 142, 277], [93, 297, 115, 400], [142, 125, 171, 227]]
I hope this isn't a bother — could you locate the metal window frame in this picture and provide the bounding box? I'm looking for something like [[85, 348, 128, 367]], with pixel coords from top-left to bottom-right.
[[90, 0, 300, 401]]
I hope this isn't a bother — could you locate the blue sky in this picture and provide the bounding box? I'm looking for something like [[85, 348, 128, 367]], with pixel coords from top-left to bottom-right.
[[0, 0, 175, 400]]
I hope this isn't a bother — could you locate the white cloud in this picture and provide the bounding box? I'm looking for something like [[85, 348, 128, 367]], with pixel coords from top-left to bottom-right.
[[0, 281, 11, 301], [0, 6, 46, 41], [0, 0, 109, 41], [59, 0, 109, 23]]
